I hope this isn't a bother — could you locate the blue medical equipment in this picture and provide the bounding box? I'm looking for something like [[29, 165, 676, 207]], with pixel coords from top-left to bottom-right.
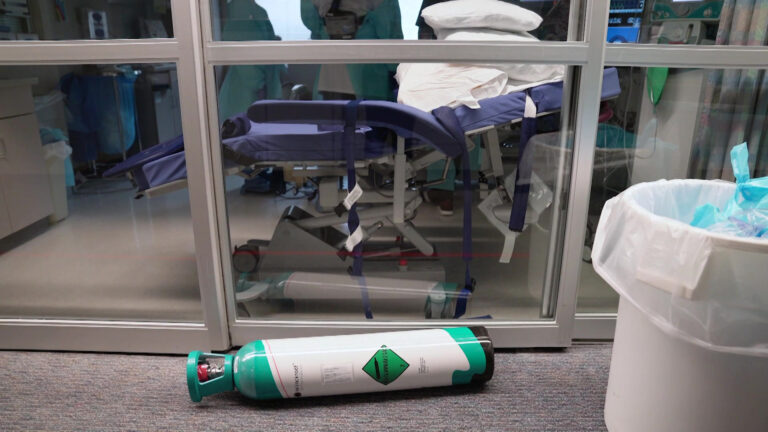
[[608, 0, 645, 43]]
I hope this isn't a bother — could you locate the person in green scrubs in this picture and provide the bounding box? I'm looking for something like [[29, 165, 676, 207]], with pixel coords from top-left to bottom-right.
[[300, 0, 403, 101], [218, 0, 285, 122]]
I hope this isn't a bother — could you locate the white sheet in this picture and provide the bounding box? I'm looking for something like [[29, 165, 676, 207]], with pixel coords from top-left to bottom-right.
[[440, 29, 565, 82], [396, 29, 565, 112], [395, 63, 508, 111]]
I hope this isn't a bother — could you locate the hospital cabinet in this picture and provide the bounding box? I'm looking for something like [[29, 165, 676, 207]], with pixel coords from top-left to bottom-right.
[[0, 79, 53, 239]]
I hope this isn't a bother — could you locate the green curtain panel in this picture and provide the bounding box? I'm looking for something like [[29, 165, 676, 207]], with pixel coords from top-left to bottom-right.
[[218, 0, 284, 122], [689, 0, 768, 180]]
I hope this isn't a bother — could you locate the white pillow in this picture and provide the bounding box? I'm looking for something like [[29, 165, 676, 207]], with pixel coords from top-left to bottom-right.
[[437, 28, 538, 42], [442, 29, 565, 83], [422, 0, 543, 33]]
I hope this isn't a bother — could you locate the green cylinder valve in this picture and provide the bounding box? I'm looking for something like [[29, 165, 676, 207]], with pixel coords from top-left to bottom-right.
[[186, 351, 235, 402]]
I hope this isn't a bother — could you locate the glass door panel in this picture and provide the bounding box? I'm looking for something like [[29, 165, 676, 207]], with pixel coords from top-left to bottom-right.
[[208, 0, 574, 42], [0, 63, 202, 322], [211, 61, 584, 324], [577, 65, 768, 313]]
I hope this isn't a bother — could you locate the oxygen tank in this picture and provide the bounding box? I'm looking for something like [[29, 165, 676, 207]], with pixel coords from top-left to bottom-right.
[[235, 271, 467, 319], [187, 326, 493, 402]]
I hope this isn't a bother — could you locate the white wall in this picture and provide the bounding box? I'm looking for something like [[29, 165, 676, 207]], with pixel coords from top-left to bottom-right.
[[257, 0, 310, 40], [256, 0, 422, 40], [399, 1, 421, 40]]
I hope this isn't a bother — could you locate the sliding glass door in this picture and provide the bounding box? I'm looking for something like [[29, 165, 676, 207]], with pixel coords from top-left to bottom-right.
[[201, 0, 608, 347], [0, 0, 228, 353]]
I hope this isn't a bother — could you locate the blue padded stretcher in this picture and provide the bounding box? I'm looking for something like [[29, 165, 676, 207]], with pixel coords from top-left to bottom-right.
[[455, 67, 620, 131], [224, 123, 388, 162], [105, 68, 620, 193], [103, 68, 621, 319], [104, 123, 376, 191], [104, 135, 184, 191]]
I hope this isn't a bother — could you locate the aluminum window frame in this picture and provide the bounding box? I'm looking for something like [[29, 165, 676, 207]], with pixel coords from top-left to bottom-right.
[[199, 0, 609, 348], [2, 1, 762, 351], [574, 40, 768, 340]]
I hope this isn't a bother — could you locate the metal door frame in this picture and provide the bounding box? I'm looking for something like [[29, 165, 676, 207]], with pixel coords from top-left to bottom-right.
[[573, 36, 768, 341], [3, 2, 763, 351], [198, 1, 610, 348]]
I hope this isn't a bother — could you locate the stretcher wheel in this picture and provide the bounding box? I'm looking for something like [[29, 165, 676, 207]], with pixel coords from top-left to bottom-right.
[[233, 243, 260, 274]]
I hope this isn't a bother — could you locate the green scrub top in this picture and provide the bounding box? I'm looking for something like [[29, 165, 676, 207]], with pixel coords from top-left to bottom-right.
[[218, 0, 284, 122], [300, 0, 403, 101]]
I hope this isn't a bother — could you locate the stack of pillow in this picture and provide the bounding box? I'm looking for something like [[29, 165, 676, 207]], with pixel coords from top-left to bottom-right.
[[396, 0, 564, 112]]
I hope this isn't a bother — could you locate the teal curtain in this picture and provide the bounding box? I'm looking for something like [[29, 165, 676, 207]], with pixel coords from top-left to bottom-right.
[[300, 0, 403, 100], [218, 0, 284, 121], [689, 0, 768, 180]]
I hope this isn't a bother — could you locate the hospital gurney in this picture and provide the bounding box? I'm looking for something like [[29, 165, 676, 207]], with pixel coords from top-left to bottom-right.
[[236, 99, 476, 319], [105, 99, 474, 319], [104, 68, 620, 319]]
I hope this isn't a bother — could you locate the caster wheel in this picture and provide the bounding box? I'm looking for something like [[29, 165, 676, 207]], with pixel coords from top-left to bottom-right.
[[233, 243, 260, 274]]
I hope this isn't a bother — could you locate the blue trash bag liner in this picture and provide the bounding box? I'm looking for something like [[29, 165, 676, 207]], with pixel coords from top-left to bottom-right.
[[691, 143, 768, 238], [39, 127, 68, 144]]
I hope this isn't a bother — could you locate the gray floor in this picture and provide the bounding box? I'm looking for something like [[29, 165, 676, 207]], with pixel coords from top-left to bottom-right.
[[578, 261, 620, 313], [0, 180, 203, 322], [0, 343, 612, 432], [0, 175, 621, 324]]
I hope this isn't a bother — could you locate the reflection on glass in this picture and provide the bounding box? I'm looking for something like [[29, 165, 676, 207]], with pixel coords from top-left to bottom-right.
[[211, 60, 614, 322], [0, 1, 172, 40], [577, 66, 768, 313], [211, 0, 571, 42], [0, 64, 202, 322], [607, 0, 765, 46], [218, 0, 285, 121]]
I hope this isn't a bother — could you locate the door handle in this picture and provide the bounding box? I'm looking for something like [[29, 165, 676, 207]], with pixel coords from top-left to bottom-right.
[[0, 138, 6, 159]]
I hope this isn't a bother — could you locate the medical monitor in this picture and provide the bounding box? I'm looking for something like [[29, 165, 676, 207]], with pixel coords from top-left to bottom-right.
[[608, 0, 645, 43]]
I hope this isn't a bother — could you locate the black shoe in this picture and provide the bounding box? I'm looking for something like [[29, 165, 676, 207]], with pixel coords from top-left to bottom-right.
[[424, 189, 454, 216]]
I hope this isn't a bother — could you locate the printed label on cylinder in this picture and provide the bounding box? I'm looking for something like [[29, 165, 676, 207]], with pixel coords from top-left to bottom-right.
[[259, 329, 472, 398]]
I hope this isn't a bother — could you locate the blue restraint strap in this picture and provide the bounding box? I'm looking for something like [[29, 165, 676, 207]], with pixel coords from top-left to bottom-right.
[[432, 107, 472, 318], [509, 93, 537, 232], [344, 101, 372, 319]]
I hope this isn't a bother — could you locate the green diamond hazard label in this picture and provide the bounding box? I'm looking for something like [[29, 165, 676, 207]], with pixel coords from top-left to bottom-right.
[[362, 345, 409, 385]]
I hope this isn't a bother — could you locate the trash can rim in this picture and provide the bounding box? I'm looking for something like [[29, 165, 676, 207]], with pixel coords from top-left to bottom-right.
[[622, 179, 768, 251]]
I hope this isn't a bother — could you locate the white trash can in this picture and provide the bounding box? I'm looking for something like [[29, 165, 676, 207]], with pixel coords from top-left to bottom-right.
[[43, 141, 72, 223], [592, 179, 768, 432], [34, 90, 68, 131]]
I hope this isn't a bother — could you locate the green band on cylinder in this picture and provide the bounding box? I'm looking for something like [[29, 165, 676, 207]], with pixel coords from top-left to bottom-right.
[[444, 327, 486, 385], [234, 340, 284, 400]]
